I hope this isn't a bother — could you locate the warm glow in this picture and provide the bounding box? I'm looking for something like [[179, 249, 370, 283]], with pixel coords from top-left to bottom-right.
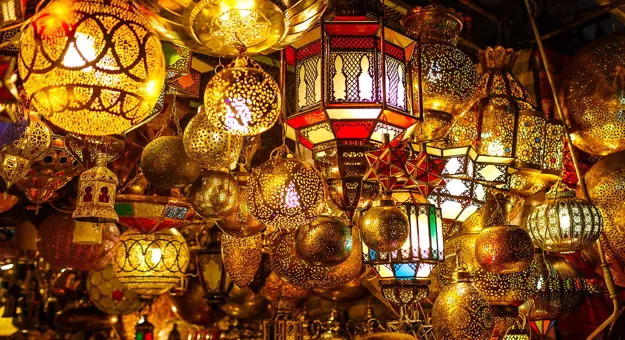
[[0, 263, 13, 271]]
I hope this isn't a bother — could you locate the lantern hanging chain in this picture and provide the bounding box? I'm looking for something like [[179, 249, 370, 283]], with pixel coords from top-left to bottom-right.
[[522, 0, 621, 338], [171, 96, 183, 136]]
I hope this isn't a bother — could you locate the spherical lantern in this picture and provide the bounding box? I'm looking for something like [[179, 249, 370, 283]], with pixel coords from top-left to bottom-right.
[[87, 264, 146, 315], [183, 109, 244, 170], [141, 136, 201, 189], [519, 254, 586, 321], [432, 267, 494, 340], [474, 225, 534, 274], [403, 5, 478, 120], [526, 183, 602, 253], [203, 55, 280, 136], [0, 104, 28, 149], [216, 188, 265, 237], [0, 114, 51, 188], [113, 228, 190, 296], [222, 233, 263, 289], [583, 150, 625, 262], [271, 227, 362, 289], [564, 34, 625, 156], [37, 213, 119, 270], [18, 0, 166, 136], [246, 156, 326, 231], [295, 216, 352, 267], [361, 193, 409, 253], [189, 170, 240, 220]]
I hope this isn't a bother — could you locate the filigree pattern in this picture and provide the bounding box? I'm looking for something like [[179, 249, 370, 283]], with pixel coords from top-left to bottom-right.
[[222, 233, 263, 289], [18, 0, 165, 135], [113, 228, 189, 296], [141, 136, 202, 189], [183, 111, 243, 170], [87, 264, 146, 315]]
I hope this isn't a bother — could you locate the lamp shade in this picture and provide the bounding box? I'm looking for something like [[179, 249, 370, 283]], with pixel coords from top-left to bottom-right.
[[18, 0, 166, 136], [113, 228, 190, 296]]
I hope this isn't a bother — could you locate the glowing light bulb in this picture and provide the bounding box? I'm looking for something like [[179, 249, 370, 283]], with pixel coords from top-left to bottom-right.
[[150, 244, 162, 264]]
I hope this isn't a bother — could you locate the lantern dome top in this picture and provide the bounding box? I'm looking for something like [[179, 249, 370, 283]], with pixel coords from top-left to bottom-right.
[[480, 46, 517, 70], [403, 5, 463, 44]]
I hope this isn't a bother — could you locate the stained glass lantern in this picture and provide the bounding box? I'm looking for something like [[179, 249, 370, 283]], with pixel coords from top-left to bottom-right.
[[115, 195, 202, 234], [18, 0, 166, 136], [0, 113, 51, 189], [428, 176, 487, 222], [113, 228, 190, 296], [404, 142, 446, 197], [313, 140, 378, 217], [135, 315, 155, 340], [403, 5, 478, 139], [363, 138, 413, 192], [73, 153, 119, 226], [363, 194, 444, 281], [15, 134, 82, 204], [285, 8, 418, 149], [196, 227, 233, 305], [529, 320, 555, 339], [526, 183, 602, 253]]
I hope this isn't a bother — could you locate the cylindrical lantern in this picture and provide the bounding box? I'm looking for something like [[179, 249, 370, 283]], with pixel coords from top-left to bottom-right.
[[527, 183, 602, 253], [73, 153, 119, 227], [113, 228, 190, 296], [18, 0, 166, 136]]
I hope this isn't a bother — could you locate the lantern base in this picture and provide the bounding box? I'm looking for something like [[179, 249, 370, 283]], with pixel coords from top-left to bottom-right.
[[380, 279, 430, 308]]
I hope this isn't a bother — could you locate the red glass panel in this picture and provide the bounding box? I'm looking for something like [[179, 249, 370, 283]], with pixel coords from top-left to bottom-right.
[[326, 22, 379, 36], [297, 134, 313, 149], [286, 46, 296, 66], [118, 217, 141, 231], [135, 218, 157, 233], [287, 110, 326, 129], [152, 219, 177, 233], [332, 120, 375, 139], [296, 40, 322, 60], [381, 110, 417, 129], [378, 39, 405, 61]]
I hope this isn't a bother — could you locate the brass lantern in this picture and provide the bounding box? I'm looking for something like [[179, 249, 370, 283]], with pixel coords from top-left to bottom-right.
[[113, 228, 190, 296], [18, 0, 166, 136], [0, 113, 51, 189], [0, 102, 28, 149], [141, 136, 202, 189], [363, 192, 444, 281], [526, 183, 602, 253], [286, 5, 418, 148], [73, 154, 119, 225], [196, 227, 233, 305], [403, 5, 478, 134]]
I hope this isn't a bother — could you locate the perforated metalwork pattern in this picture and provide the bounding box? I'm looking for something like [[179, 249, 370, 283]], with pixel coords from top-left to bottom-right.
[[361, 203, 409, 253], [141, 136, 201, 189], [189, 170, 240, 220], [222, 232, 263, 289], [565, 34, 625, 156], [474, 225, 534, 274], [18, 0, 166, 136], [271, 228, 362, 289], [204, 66, 281, 136], [183, 112, 243, 170], [246, 158, 326, 231], [295, 216, 352, 267], [217, 188, 265, 237], [2, 114, 50, 161], [113, 228, 189, 296]]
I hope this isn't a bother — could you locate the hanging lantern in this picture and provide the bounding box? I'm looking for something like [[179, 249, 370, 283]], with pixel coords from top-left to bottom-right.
[[313, 140, 378, 218], [519, 254, 586, 323], [87, 264, 146, 316], [503, 322, 530, 340], [217, 188, 265, 237], [65, 134, 126, 168], [295, 216, 352, 267], [189, 169, 240, 220], [203, 54, 280, 136], [529, 320, 556, 339], [526, 183, 602, 253], [286, 6, 417, 148], [141, 136, 202, 189], [564, 34, 625, 156], [474, 224, 534, 275], [18, 0, 166, 136], [196, 227, 233, 304], [0, 102, 27, 149], [0, 114, 51, 188], [15, 134, 82, 204], [364, 192, 444, 280], [135, 314, 155, 340], [363, 139, 413, 192], [432, 266, 494, 340], [271, 227, 363, 289], [436, 145, 515, 187], [183, 108, 243, 171], [222, 232, 263, 289], [246, 153, 326, 231], [115, 194, 201, 234], [428, 176, 486, 222], [404, 142, 446, 197], [113, 228, 190, 296], [403, 5, 478, 124], [73, 153, 119, 237], [37, 212, 119, 271], [380, 279, 429, 310], [361, 192, 409, 253], [262, 301, 305, 340]]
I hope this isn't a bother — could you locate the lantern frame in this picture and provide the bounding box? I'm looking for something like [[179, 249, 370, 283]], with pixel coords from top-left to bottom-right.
[[286, 14, 419, 148], [196, 227, 233, 305]]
